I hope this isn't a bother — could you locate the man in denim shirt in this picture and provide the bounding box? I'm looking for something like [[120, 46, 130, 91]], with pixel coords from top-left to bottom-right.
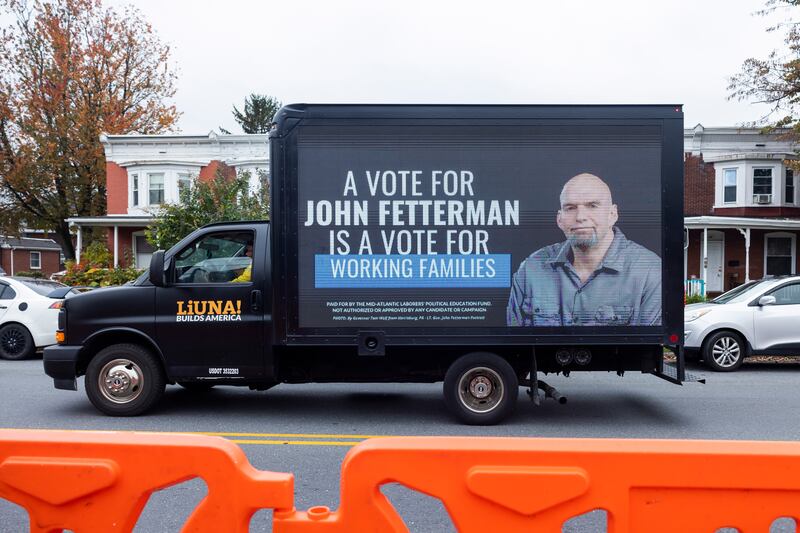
[[507, 173, 661, 326]]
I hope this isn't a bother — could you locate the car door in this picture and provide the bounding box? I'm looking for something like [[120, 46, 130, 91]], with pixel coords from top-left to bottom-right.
[[155, 227, 265, 379], [753, 282, 800, 352]]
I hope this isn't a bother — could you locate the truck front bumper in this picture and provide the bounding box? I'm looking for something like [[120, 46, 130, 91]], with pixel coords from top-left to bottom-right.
[[43, 345, 81, 391]]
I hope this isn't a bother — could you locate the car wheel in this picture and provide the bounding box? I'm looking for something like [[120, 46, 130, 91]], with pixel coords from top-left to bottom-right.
[[0, 324, 35, 360], [443, 352, 518, 425], [85, 344, 166, 416], [703, 331, 745, 372]]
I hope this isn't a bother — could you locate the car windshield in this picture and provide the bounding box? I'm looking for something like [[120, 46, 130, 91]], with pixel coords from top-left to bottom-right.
[[12, 278, 67, 296], [710, 279, 774, 304]]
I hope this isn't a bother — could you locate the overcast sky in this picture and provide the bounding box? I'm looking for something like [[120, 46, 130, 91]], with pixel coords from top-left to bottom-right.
[[109, 0, 787, 134]]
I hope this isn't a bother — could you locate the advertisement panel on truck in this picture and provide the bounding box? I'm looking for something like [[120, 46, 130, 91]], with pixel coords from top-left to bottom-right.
[[297, 124, 663, 330]]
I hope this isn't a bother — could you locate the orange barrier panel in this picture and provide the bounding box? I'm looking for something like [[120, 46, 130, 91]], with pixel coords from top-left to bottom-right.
[[2, 430, 800, 532], [0, 430, 293, 533]]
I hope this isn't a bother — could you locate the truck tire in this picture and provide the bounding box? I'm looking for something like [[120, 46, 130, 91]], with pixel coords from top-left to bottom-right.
[[702, 331, 745, 372], [443, 352, 518, 425], [85, 343, 166, 416], [0, 324, 35, 360]]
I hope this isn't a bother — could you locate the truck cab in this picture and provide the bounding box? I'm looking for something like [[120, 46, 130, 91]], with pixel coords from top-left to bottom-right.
[[44, 221, 274, 416]]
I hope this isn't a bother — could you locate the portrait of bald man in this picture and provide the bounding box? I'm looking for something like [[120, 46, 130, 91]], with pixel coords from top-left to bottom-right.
[[507, 173, 662, 327]]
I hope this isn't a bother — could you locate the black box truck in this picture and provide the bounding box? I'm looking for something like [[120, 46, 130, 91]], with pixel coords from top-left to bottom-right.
[[44, 104, 688, 424]]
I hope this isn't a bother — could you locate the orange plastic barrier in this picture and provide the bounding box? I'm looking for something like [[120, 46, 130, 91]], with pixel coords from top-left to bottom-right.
[[2, 430, 800, 532], [0, 430, 293, 533]]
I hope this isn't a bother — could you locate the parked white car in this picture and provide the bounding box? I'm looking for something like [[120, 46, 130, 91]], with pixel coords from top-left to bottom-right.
[[684, 276, 800, 371], [0, 277, 70, 360]]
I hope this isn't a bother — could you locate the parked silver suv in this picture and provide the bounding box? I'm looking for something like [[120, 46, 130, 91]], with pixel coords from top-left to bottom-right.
[[684, 276, 800, 371]]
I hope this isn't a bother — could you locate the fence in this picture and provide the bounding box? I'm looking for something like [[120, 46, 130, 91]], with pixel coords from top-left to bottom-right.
[[1, 429, 799, 532]]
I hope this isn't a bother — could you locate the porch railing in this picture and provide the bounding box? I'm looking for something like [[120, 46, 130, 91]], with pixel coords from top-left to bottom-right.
[[684, 278, 706, 298]]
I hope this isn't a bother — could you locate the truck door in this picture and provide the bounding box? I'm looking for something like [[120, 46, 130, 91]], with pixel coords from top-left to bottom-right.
[[155, 228, 265, 379]]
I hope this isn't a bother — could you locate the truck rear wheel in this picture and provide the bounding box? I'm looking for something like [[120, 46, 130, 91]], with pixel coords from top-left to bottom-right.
[[443, 352, 518, 425], [85, 343, 165, 416]]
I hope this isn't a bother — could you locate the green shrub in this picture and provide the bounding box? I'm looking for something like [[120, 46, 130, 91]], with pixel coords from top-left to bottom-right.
[[61, 260, 141, 287], [13, 270, 45, 278], [81, 241, 113, 268], [685, 294, 707, 305]]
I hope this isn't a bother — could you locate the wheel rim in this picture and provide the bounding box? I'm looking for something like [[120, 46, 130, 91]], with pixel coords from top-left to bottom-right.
[[457, 366, 504, 414], [98, 359, 144, 404], [0, 327, 26, 356], [711, 336, 741, 368]]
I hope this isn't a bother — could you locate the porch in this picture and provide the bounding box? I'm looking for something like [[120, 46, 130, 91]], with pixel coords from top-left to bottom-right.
[[65, 216, 154, 268], [684, 216, 800, 297]]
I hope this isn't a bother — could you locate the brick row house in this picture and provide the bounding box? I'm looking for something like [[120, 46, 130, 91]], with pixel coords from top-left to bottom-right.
[[0, 236, 62, 277], [67, 132, 269, 269], [684, 124, 799, 296]]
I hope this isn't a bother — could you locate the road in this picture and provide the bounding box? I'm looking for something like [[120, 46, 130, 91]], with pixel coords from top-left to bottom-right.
[[1, 357, 799, 532]]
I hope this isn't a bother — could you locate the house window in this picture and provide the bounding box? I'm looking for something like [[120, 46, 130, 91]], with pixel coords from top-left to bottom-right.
[[786, 168, 795, 204], [149, 173, 165, 205], [30, 251, 41, 270], [177, 173, 192, 200], [723, 168, 737, 203], [753, 168, 773, 195], [765, 233, 795, 276], [132, 174, 139, 206], [133, 233, 154, 268]]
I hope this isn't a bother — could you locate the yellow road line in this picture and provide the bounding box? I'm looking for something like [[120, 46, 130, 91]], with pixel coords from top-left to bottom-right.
[[229, 439, 359, 447], [195, 432, 394, 439]]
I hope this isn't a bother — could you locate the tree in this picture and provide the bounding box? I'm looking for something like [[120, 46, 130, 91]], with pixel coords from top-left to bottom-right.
[[145, 167, 269, 250], [230, 94, 281, 134], [728, 0, 800, 134], [0, 0, 179, 258]]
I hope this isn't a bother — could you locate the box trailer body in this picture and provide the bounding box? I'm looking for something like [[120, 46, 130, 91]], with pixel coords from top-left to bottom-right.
[[44, 104, 686, 424]]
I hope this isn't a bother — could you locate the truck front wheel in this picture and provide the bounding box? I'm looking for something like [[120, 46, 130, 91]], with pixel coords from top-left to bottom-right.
[[443, 352, 518, 425], [85, 344, 166, 416]]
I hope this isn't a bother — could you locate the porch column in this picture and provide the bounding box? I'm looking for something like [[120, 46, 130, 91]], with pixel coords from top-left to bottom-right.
[[9, 248, 14, 275], [737, 228, 751, 283], [702, 227, 708, 290], [76, 226, 82, 263], [113, 226, 119, 267]]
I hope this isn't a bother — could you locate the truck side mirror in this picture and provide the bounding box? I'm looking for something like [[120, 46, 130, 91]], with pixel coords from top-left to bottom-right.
[[149, 250, 166, 287]]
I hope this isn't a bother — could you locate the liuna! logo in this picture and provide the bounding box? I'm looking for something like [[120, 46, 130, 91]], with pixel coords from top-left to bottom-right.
[[176, 300, 242, 322]]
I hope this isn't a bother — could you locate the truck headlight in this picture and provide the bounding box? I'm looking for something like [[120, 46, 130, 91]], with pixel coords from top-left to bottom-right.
[[684, 308, 713, 322]]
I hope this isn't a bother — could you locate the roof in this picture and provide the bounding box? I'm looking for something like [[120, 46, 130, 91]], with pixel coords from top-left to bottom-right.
[[100, 131, 269, 144], [0, 236, 61, 251], [684, 216, 800, 230], [66, 215, 153, 227], [684, 124, 797, 158]]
